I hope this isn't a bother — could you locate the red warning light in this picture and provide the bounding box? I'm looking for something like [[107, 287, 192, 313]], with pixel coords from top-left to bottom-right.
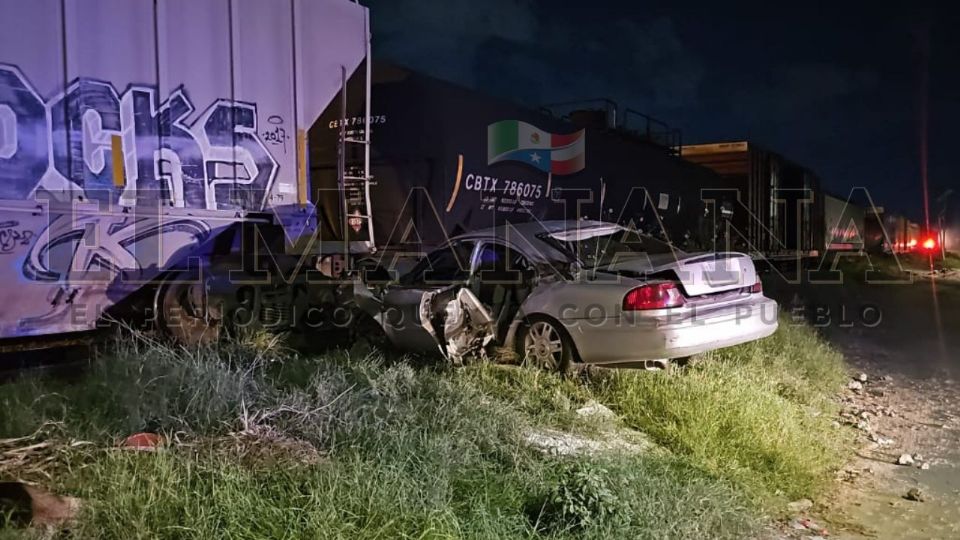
[[922, 237, 936, 250]]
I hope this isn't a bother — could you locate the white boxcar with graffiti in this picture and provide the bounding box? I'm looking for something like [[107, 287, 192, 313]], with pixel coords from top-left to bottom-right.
[[0, 0, 369, 343]]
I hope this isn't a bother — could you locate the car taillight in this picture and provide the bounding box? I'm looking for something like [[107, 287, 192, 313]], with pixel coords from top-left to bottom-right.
[[623, 282, 685, 311], [750, 280, 762, 294]]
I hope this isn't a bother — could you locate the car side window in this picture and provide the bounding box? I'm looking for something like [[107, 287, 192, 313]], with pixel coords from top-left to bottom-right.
[[472, 242, 534, 307], [399, 241, 475, 286], [474, 243, 531, 282]]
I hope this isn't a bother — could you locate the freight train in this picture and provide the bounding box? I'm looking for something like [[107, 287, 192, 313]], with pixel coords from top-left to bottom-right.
[[681, 142, 942, 259], [1, 0, 725, 350], [0, 0, 937, 352], [310, 64, 721, 259], [0, 0, 373, 349], [680, 142, 824, 260]]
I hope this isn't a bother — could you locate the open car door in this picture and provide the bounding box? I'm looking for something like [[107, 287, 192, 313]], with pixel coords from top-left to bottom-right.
[[419, 286, 496, 363], [420, 241, 535, 363]]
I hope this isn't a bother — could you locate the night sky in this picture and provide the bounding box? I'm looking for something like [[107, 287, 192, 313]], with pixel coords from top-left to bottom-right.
[[363, 0, 959, 227]]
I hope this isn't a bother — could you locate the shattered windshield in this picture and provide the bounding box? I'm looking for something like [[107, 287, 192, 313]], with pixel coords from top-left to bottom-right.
[[399, 241, 475, 286], [538, 226, 674, 269]]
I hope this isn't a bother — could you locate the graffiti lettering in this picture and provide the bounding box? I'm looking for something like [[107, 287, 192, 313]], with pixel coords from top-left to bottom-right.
[[261, 116, 289, 154], [0, 104, 16, 159], [0, 64, 278, 210], [0, 68, 47, 199], [50, 80, 122, 203], [0, 220, 33, 253], [23, 213, 212, 282]]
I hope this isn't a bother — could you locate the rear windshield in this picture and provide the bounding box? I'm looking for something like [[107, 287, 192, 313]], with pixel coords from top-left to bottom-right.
[[537, 227, 673, 269]]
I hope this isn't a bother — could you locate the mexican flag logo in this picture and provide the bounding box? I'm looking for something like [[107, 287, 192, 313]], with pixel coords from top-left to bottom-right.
[[487, 120, 585, 175]]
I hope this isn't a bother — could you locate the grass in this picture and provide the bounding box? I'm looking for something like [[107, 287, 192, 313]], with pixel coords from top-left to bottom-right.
[[594, 320, 849, 505], [822, 251, 960, 283], [943, 251, 960, 271], [0, 318, 851, 538]]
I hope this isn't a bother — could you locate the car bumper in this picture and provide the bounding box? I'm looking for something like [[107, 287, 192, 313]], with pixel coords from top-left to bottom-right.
[[563, 296, 779, 363]]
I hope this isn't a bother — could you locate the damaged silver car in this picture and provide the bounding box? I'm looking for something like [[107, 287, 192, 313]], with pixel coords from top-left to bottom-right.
[[362, 220, 778, 371]]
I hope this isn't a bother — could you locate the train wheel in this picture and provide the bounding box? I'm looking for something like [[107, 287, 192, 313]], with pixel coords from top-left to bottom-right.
[[156, 274, 221, 345]]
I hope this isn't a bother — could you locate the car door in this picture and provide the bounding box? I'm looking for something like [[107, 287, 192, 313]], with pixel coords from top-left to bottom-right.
[[471, 241, 536, 341], [379, 240, 476, 353], [415, 240, 538, 361]]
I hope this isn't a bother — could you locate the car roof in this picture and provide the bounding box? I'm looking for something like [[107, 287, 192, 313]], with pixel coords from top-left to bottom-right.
[[450, 220, 620, 263], [452, 219, 617, 239]]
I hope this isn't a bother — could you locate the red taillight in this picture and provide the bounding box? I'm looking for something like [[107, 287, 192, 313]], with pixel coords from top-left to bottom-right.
[[623, 282, 685, 311], [750, 280, 763, 294], [922, 237, 936, 250]]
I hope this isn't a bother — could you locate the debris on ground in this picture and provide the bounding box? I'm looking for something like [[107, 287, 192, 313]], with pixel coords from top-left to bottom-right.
[[0, 481, 81, 528], [832, 362, 960, 536], [904, 487, 925, 502], [524, 428, 654, 457], [857, 373, 868, 383], [836, 466, 874, 483], [575, 400, 616, 420], [0, 424, 93, 483], [848, 380, 863, 391], [119, 432, 165, 451], [868, 433, 894, 446], [789, 516, 828, 535], [188, 425, 326, 468], [787, 498, 814, 513]]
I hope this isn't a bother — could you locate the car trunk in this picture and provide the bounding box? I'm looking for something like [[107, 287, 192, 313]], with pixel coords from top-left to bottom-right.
[[604, 252, 759, 297]]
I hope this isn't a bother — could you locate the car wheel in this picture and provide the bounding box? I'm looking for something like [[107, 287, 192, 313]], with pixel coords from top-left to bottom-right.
[[672, 355, 694, 368], [519, 318, 574, 374], [350, 311, 392, 353]]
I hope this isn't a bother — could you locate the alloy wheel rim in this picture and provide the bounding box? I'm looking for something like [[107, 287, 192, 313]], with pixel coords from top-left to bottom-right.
[[524, 321, 563, 370]]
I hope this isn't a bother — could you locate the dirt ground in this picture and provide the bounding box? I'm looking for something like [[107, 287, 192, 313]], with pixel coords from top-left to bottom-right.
[[768, 272, 960, 539]]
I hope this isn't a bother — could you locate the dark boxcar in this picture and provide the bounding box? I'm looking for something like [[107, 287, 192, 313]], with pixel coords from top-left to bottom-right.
[[823, 192, 866, 251], [864, 209, 886, 253], [310, 64, 724, 255], [681, 142, 824, 258], [883, 214, 922, 252]]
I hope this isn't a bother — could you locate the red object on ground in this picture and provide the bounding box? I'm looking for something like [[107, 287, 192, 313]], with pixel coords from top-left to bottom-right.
[[120, 432, 164, 450]]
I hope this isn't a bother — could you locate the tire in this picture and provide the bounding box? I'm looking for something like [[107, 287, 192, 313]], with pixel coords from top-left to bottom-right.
[[156, 274, 221, 346], [672, 356, 694, 368], [517, 317, 575, 374], [349, 311, 392, 353]]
